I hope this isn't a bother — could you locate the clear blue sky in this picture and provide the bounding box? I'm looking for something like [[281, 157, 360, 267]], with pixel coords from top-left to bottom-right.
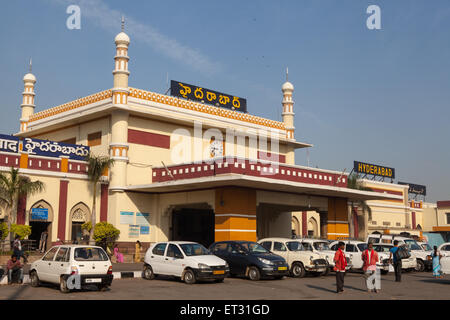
[[1, 0, 449, 202]]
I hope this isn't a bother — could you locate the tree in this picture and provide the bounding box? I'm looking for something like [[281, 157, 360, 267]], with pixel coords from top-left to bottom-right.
[[85, 154, 114, 244], [0, 167, 44, 246], [347, 173, 373, 239]]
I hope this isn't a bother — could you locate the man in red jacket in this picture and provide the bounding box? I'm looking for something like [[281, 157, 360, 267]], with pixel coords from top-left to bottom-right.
[[362, 242, 380, 293], [334, 242, 347, 293]]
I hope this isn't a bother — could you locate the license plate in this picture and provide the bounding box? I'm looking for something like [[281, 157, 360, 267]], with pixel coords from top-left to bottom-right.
[[213, 270, 225, 275], [278, 267, 287, 271], [85, 278, 101, 283]]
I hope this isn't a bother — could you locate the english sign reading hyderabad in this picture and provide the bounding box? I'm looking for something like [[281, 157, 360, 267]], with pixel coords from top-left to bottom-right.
[[170, 80, 247, 113], [354, 161, 395, 179]]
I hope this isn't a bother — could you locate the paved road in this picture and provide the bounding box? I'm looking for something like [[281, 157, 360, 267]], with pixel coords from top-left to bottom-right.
[[0, 271, 449, 300]]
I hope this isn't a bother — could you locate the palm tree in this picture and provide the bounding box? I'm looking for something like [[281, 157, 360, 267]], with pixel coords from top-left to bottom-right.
[[86, 153, 114, 244], [347, 173, 373, 239], [0, 167, 45, 247]]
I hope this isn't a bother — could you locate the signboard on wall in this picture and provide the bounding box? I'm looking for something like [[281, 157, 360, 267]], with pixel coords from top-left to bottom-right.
[[140, 225, 150, 235], [31, 207, 48, 221], [399, 182, 426, 196], [120, 211, 134, 225], [136, 212, 150, 226], [129, 225, 140, 238], [354, 161, 395, 179], [22, 137, 90, 161], [0, 134, 20, 153], [170, 80, 247, 113]]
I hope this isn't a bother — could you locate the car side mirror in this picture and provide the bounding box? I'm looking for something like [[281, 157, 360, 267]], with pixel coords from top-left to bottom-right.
[[238, 250, 246, 255]]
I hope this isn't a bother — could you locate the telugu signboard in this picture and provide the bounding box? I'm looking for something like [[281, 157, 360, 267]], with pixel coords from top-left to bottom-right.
[[22, 137, 90, 161], [170, 80, 247, 113], [31, 207, 49, 221], [398, 182, 426, 196], [354, 161, 395, 179], [0, 134, 20, 153]]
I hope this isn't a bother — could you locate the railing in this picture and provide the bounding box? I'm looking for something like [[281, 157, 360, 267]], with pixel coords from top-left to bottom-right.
[[0, 239, 37, 254]]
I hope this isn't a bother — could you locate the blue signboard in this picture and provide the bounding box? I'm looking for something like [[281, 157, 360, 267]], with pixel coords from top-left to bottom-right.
[[31, 208, 48, 221], [140, 226, 150, 235], [0, 134, 20, 153], [22, 137, 90, 161]]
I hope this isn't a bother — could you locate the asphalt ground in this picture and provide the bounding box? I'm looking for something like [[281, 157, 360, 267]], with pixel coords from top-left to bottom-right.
[[0, 271, 449, 300]]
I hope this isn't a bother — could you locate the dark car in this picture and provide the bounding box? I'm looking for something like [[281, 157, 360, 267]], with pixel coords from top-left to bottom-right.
[[209, 241, 289, 281]]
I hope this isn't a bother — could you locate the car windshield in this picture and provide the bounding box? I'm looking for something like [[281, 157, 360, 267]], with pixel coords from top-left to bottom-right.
[[286, 241, 304, 251], [421, 244, 432, 251], [313, 242, 330, 251], [374, 245, 392, 253], [357, 243, 368, 252], [240, 242, 269, 254], [180, 243, 210, 256], [404, 240, 421, 250], [74, 247, 109, 261]]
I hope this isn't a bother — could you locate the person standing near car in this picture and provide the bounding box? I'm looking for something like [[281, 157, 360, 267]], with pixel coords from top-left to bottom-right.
[[389, 240, 402, 282], [134, 240, 142, 263], [334, 241, 347, 293], [431, 245, 443, 279], [362, 242, 380, 293]]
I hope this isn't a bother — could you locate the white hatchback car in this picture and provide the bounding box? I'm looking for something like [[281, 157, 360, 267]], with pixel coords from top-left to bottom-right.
[[373, 243, 418, 274], [143, 241, 229, 284], [437, 243, 450, 257], [30, 245, 113, 293], [330, 240, 368, 271]]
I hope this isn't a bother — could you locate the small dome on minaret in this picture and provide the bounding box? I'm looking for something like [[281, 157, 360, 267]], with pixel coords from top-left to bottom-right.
[[23, 73, 36, 82], [282, 67, 294, 92], [115, 16, 130, 45]]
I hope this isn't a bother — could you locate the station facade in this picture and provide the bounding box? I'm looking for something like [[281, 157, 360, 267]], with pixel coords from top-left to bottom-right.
[[0, 26, 399, 250]]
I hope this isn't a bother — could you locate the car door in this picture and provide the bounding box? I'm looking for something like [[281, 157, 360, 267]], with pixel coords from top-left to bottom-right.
[[165, 244, 185, 277], [227, 243, 247, 275], [346, 244, 362, 269], [211, 242, 229, 262], [442, 245, 450, 257], [52, 247, 70, 283], [39, 247, 59, 282], [148, 243, 168, 274]]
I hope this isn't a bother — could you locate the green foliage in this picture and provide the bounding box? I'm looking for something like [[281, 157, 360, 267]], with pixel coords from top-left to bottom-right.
[[85, 154, 115, 184], [0, 222, 8, 240], [93, 222, 120, 243], [10, 224, 32, 240], [81, 221, 92, 232]]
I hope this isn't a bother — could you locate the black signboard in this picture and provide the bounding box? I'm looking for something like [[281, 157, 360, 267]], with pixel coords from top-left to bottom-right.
[[398, 182, 426, 196], [170, 80, 247, 113], [354, 161, 395, 179]]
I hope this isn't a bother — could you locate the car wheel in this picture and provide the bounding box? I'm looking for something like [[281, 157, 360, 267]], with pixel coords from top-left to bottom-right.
[[30, 271, 40, 287], [415, 260, 425, 272], [60, 277, 70, 293], [248, 266, 261, 281], [143, 265, 155, 280], [183, 269, 196, 284], [290, 262, 305, 278]]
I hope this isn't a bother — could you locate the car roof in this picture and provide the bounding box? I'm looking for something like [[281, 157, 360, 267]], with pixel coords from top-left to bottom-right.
[[153, 241, 198, 245], [53, 245, 103, 248], [258, 238, 295, 242], [331, 240, 366, 244]]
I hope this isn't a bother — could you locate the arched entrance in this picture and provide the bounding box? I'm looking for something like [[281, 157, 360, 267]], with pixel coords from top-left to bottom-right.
[[170, 203, 214, 248], [69, 202, 91, 243], [29, 200, 54, 251], [291, 216, 300, 237], [308, 217, 318, 237]]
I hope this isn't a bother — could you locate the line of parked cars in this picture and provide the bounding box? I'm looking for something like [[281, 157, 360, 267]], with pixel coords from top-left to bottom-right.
[[27, 237, 450, 292]]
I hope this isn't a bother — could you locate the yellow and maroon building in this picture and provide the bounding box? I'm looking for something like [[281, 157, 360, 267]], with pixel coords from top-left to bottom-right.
[[0, 24, 400, 250]]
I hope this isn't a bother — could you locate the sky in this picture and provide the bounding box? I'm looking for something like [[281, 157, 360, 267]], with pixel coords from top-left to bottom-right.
[[0, 0, 449, 202]]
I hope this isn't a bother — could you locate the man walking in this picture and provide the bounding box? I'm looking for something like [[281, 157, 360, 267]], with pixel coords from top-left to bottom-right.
[[334, 241, 347, 293], [389, 240, 402, 282], [362, 242, 380, 293]]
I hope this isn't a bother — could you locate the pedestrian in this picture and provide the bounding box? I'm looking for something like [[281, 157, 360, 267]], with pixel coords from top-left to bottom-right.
[[114, 244, 124, 263], [13, 235, 27, 263], [389, 240, 402, 282], [333, 241, 347, 293], [135, 240, 142, 263], [38, 230, 48, 253], [362, 242, 380, 293], [431, 245, 443, 279], [7, 254, 24, 284]]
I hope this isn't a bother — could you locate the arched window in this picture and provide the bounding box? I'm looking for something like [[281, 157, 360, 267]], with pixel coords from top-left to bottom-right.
[[308, 217, 318, 237], [69, 202, 91, 243]]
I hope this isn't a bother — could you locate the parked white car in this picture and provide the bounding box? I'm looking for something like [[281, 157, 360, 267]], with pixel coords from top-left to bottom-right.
[[366, 235, 431, 272], [143, 241, 229, 284], [373, 243, 418, 274], [299, 238, 336, 275], [437, 243, 450, 257], [440, 256, 450, 275], [330, 240, 368, 271], [29, 245, 113, 293], [258, 238, 328, 277]]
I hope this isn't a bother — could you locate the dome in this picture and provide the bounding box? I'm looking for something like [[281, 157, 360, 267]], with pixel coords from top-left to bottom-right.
[[282, 81, 294, 91], [23, 73, 36, 82], [115, 32, 130, 44]]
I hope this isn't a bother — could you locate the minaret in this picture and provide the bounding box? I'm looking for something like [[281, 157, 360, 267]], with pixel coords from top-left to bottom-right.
[[110, 17, 131, 191], [20, 59, 36, 132], [282, 68, 295, 164]]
